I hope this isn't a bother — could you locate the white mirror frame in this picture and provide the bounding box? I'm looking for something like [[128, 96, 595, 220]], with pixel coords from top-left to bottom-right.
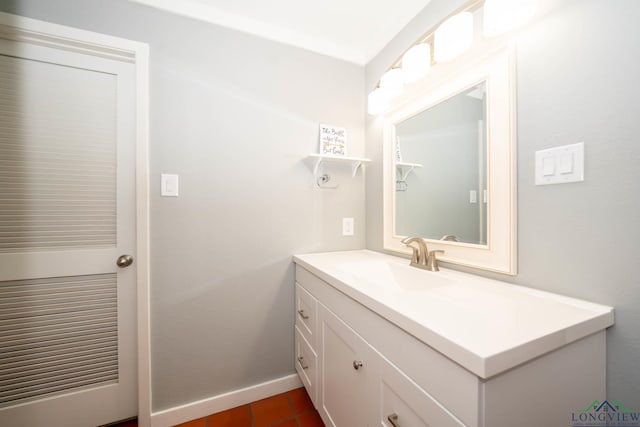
[[383, 47, 517, 275]]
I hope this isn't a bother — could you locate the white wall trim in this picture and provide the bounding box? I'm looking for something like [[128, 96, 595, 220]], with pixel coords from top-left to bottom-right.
[[0, 12, 138, 61], [134, 43, 152, 427], [0, 12, 153, 427], [150, 374, 303, 427]]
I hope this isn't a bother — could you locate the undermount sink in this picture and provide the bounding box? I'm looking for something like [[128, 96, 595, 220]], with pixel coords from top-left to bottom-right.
[[336, 258, 456, 292]]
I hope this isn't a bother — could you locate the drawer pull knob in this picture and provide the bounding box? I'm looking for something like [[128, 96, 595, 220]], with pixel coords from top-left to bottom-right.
[[387, 413, 399, 427], [298, 309, 310, 320], [353, 360, 363, 370], [297, 356, 309, 370]]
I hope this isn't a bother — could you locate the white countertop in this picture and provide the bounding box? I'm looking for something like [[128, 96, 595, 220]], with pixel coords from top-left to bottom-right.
[[293, 250, 614, 378]]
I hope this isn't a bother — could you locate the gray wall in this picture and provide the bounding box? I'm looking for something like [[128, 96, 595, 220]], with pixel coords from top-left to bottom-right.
[[0, 0, 366, 411], [366, 0, 640, 404]]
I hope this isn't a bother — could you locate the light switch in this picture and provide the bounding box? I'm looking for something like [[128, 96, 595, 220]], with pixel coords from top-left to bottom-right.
[[161, 174, 179, 197], [469, 190, 477, 203], [542, 157, 555, 176], [535, 142, 584, 185], [559, 153, 574, 174]]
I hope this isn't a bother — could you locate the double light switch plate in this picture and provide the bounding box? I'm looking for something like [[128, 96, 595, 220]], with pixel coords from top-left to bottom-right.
[[535, 142, 584, 185]]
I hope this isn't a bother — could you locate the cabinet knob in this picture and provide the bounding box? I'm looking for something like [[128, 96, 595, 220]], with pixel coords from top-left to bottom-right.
[[352, 360, 363, 370], [297, 309, 310, 320], [387, 413, 399, 427]]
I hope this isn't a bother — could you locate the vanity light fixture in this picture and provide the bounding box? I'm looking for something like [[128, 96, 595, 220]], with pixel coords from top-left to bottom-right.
[[380, 68, 404, 99], [433, 12, 474, 62], [483, 0, 536, 37], [366, 0, 536, 115], [402, 43, 431, 83]]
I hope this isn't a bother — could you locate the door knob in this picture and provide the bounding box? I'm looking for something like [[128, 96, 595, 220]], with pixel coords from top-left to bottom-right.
[[116, 254, 134, 268], [297, 356, 309, 370], [353, 360, 363, 370], [297, 309, 310, 319]]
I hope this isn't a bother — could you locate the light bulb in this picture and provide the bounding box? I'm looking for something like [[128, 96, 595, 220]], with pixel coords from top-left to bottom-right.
[[380, 68, 404, 99], [367, 88, 390, 115], [434, 12, 474, 62], [402, 43, 431, 83]]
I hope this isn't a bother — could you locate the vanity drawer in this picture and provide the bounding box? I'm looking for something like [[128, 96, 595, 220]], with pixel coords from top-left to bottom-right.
[[380, 356, 465, 427], [295, 283, 317, 347], [295, 325, 318, 406]]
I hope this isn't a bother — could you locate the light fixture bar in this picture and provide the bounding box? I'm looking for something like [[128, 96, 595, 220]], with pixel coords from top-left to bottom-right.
[[367, 0, 482, 116], [390, 0, 484, 69], [368, 0, 535, 115]]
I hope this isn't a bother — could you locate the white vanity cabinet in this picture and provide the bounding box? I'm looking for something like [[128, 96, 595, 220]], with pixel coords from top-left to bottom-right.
[[293, 251, 614, 427], [296, 265, 474, 427]]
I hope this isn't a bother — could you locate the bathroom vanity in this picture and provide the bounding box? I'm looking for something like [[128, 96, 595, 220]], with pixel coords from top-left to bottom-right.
[[293, 250, 614, 427]]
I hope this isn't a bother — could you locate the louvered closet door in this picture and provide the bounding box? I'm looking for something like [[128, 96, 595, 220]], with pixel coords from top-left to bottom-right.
[[0, 36, 136, 427]]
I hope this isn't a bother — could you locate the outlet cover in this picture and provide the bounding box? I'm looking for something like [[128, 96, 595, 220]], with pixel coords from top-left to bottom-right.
[[342, 218, 354, 236]]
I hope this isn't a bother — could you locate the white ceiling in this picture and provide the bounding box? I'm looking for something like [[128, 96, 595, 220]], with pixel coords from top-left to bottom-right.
[[129, 0, 431, 65]]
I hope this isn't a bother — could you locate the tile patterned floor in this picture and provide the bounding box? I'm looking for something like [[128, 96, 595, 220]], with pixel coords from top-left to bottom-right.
[[112, 387, 323, 427]]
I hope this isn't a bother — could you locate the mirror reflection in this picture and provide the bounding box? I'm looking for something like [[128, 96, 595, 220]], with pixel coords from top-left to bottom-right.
[[395, 81, 487, 245]]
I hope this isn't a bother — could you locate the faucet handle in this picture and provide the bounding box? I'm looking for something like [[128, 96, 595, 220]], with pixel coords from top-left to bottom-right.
[[427, 250, 445, 271]]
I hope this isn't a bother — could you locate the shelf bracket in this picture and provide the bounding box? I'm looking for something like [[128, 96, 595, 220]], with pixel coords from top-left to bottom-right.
[[313, 158, 323, 177], [351, 161, 363, 177], [396, 163, 422, 181], [398, 165, 415, 181]]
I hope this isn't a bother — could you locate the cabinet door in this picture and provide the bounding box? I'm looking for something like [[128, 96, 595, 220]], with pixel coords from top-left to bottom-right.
[[319, 305, 377, 427], [379, 357, 465, 427]]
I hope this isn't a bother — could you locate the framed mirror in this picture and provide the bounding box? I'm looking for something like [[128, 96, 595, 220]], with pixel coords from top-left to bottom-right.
[[383, 48, 517, 274], [395, 80, 488, 245]]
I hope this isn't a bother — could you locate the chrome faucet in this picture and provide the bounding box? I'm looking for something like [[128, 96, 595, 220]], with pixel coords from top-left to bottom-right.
[[401, 236, 445, 272]]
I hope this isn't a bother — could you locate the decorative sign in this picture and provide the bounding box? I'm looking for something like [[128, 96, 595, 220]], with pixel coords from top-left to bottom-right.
[[319, 124, 347, 156]]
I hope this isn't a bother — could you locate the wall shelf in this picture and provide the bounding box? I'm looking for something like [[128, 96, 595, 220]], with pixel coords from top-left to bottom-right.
[[308, 153, 372, 178], [396, 162, 423, 181]]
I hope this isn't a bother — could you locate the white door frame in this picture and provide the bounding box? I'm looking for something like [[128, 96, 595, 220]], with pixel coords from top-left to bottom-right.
[[0, 12, 152, 427]]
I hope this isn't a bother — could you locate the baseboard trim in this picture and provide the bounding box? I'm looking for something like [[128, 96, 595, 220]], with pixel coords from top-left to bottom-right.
[[150, 373, 302, 427]]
